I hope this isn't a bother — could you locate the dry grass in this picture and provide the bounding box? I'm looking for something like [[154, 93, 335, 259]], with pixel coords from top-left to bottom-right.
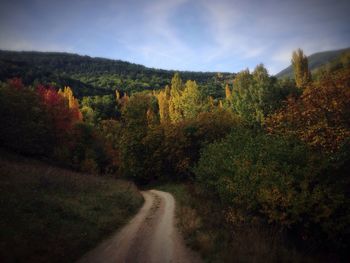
[[160, 183, 322, 263], [0, 150, 143, 263]]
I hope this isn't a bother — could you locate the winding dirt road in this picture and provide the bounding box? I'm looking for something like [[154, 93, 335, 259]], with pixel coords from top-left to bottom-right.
[[78, 190, 202, 263]]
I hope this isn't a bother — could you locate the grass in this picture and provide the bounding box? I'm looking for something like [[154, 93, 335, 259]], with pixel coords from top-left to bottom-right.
[[0, 150, 143, 263], [160, 183, 324, 263]]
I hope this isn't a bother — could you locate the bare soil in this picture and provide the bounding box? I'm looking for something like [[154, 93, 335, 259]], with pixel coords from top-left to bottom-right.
[[78, 190, 202, 263]]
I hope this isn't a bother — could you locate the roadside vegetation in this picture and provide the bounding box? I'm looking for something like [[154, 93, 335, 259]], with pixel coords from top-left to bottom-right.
[[0, 151, 143, 263], [161, 183, 340, 263], [0, 48, 349, 262]]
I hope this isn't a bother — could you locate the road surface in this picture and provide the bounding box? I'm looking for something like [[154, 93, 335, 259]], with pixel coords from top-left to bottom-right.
[[78, 190, 202, 263]]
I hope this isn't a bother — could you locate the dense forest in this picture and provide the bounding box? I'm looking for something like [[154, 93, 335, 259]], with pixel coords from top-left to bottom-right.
[[0, 50, 234, 98], [0, 48, 349, 261]]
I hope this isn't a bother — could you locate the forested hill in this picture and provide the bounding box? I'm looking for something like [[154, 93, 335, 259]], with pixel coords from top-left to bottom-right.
[[0, 50, 234, 98], [276, 47, 350, 78]]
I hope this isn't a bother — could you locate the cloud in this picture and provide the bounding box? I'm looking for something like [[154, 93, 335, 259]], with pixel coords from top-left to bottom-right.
[[0, 0, 349, 73]]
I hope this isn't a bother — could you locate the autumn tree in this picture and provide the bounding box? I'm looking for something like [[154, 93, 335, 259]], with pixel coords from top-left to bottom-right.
[[115, 89, 121, 101], [142, 109, 240, 180], [37, 86, 75, 139], [266, 67, 350, 153], [156, 85, 171, 123], [0, 79, 54, 155], [225, 83, 232, 100], [292, 48, 311, 88], [169, 73, 184, 122], [58, 86, 83, 121], [180, 80, 202, 119]]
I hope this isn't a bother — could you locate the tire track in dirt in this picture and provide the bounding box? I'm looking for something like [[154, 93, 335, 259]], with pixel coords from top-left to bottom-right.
[[78, 190, 202, 263]]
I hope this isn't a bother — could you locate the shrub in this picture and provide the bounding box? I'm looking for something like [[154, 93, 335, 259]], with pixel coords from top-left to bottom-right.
[[195, 128, 349, 251]]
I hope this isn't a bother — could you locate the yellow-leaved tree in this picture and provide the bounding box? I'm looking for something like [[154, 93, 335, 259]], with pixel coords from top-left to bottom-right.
[[180, 80, 202, 120], [58, 86, 83, 121], [169, 73, 184, 122], [156, 85, 171, 124], [291, 48, 311, 89]]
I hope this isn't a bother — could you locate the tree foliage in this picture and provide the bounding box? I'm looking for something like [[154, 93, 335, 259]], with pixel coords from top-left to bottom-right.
[[180, 80, 203, 120], [169, 73, 185, 122], [195, 128, 350, 251], [231, 64, 292, 124], [0, 50, 234, 98], [1, 50, 349, 258], [292, 48, 311, 88], [0, 79, 53, 155], [156, 85, 171, 124], [266, 67, 350, 153]]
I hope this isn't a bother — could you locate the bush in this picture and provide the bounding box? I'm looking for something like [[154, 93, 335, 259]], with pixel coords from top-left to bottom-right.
[[195, 128, 349, 252]]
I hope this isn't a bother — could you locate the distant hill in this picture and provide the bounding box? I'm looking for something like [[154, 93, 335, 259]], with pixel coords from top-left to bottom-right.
[[0, 50, 234, 98], [276, 47, 350, 78]]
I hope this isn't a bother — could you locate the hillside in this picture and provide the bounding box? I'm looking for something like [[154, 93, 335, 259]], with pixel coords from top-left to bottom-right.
[[276, 47, 350, 78], [0, 150, 143, 263], [0, 50, 234, 98]]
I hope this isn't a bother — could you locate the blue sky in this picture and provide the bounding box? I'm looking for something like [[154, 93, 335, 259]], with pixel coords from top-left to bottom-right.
[[0, 0, 349, 74]]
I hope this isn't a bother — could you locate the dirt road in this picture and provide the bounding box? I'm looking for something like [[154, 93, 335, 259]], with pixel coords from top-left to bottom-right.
[[78, 190, 202, 263]]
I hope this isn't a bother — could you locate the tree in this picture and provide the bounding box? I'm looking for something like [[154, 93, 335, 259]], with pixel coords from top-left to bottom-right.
[[143, 109, 239, 180], [37, 85, 76, 140], [156, 85, 171, 123], [58, 86, 83, 121], [251, 64, 272, 123], [169, 73, 184, 122], [266, 67, 350, 153], [0, 79, 54, 155], [231, 64, 291, 124], [119, 93, 154, 182], [225, 83, 232, 100], [292, 49, 311, 88], [180, 80, 202, 119]]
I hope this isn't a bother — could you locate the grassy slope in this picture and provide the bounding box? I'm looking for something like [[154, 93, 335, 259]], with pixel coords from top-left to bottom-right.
[[0, 150, 143, 263]]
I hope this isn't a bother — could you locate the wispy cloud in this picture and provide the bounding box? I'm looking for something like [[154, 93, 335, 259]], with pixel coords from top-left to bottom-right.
[[0, 0, 349, 73]]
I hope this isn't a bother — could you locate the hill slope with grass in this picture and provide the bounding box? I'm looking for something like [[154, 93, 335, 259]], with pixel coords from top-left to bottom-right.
[[276, 47, 350, 78], [0, 150, 143, 263]]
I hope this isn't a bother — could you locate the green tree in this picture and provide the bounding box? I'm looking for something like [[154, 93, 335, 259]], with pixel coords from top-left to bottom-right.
[[119, 93, 153, 183], [231, 64, 290, 124], [231, 68, 258, 123], [251, 64, 272, 123]]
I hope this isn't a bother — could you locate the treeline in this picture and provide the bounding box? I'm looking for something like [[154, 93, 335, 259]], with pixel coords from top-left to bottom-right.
[[110, 51, 348, 257], [194, 52, 350, 258], [0, 80, 119, 174], [0, 50, 234, 97], [0, 49, 349, 259]]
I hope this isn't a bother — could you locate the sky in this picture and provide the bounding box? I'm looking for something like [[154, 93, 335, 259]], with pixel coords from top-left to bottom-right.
[[0, 0, 349, 74]]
